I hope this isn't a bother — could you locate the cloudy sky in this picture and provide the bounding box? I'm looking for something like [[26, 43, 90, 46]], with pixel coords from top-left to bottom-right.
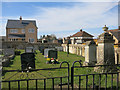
[[0, 0, 119, 38]]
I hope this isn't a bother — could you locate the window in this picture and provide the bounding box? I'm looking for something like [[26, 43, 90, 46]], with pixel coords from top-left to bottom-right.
[[28, 28, 34, 33], [10, 29, 18, 33], [29, 38, 34, 43], [22, 39, 25, 41], [22, 29, 25, 33]]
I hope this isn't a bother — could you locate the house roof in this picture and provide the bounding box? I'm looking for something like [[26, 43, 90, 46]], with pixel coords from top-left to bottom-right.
[[6, 20, 37, 29], [107, 29, 120, 42], [70, 29, 94, 37]]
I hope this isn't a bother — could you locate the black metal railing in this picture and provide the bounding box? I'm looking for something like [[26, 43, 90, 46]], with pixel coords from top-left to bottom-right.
[[2, 60, 120, 90], [2, 61, 70, 90], [71, 60, 120, 90]]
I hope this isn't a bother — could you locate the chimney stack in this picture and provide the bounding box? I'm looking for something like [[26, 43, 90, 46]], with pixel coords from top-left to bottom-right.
[[80, 29, 82, 32], [118, 26, 120, 30], [20, 16, 22, 23]]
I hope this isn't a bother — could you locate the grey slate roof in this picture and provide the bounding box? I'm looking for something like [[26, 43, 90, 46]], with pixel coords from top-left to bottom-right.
[[108, 29, 120, 42], [6, 20, 37, 29]]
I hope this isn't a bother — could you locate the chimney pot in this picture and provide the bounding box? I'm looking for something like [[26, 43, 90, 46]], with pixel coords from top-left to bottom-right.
[[80, 29, 82, 32], [118, 26, 120, 30], [20, 16, 22, 23]]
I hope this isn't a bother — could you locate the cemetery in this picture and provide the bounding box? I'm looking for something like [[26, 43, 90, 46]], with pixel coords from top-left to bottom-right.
[[1, 25, 120, 89], [2, 47, 120, 89]]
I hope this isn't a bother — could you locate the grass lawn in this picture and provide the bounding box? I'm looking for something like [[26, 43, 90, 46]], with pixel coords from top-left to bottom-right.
[[2, 50, 120, 89]]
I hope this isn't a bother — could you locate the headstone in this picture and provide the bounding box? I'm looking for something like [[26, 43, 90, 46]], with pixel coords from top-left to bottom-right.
[[48, 50, 58, 59], [21, 53, 35, 70], [44, 48, 56, 58], [84, 40, 96, 66], [25, 47, 34, 53], [3, 48, 15, 56]]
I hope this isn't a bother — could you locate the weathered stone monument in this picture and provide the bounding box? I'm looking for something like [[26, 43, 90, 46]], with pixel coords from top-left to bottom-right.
[[84, 40, 96, 66], [97, 25, 115, 65], [95, 25, 116, 72]]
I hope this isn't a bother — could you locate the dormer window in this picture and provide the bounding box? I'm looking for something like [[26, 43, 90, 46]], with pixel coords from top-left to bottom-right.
[[29, 28, 34, 33]]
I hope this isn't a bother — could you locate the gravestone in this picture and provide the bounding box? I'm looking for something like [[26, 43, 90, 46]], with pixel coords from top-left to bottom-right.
[[21, 53, 35, 70], [25, 47, 34, 53], [95, 25, 116, 72], [3, 48, 15, 56], [97, 25, 115, 65], [48, 50, 58, 59], [84, 40, 96, 66], [44, 48, 56, 58]]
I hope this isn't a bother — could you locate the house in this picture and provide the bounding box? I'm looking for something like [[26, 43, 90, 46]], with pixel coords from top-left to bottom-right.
[[70, 29, 94, 44], [38, 34, 59, 44], [107, 26, 120, 44], [6, 16, 38, 43]]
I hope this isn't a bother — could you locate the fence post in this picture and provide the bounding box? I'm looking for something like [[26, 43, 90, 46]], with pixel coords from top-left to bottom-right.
[[60, 61, 69, 90], [71, 60, 82, 90], [71, 66, 74, 90]]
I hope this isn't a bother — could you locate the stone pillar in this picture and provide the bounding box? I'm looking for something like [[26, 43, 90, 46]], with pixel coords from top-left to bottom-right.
[[84, 40, 96, 66], [82, 47, 85, 57], [97, 25, 115, 65], [95, 25, 115, 72], [65, 46, 67, 52], [78, 47, 80, 55], [80, 47, 82, 56]]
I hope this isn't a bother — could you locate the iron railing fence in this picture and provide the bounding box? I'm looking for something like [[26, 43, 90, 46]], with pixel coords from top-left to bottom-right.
[[71, 60, 120, 90], [2, 60, 120, 90], [2, 61, 70, 90]]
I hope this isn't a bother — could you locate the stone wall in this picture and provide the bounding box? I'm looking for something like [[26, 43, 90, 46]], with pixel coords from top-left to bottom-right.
[[62, 44, 85, 56], [1, 41, 61, 50], [62, 43, 120, 64]]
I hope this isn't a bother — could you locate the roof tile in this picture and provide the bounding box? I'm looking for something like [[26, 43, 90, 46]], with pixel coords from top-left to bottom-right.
[[6, 20, 37, 29]]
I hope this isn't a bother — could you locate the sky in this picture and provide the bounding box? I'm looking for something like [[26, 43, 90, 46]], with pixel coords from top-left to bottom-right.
[[0, 0, 119, 39]]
